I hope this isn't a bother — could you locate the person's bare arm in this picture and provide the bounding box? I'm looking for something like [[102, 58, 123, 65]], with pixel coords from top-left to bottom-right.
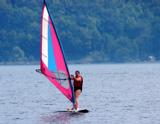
[[74, 77, 82, 81]]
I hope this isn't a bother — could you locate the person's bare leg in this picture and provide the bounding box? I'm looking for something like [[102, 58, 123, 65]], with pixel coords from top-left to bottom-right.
[[74, 90, 81, 110]]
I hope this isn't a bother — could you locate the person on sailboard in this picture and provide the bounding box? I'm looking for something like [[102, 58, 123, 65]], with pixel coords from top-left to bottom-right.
[[71, 70, 83, 110]]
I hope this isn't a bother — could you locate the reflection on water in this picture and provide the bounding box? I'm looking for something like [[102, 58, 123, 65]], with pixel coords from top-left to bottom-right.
[[41, 111, 85, 124]]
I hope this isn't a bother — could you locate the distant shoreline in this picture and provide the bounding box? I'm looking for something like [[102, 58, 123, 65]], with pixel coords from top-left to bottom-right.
[[0, 61, 39, 65], [0, 61, 159, 65]]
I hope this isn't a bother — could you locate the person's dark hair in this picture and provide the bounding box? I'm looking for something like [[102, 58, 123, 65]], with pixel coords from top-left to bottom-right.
[[75, 70, 80, 74]]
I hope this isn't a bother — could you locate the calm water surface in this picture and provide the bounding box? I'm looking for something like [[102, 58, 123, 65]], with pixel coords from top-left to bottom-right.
[[0, 64, 160, 124]]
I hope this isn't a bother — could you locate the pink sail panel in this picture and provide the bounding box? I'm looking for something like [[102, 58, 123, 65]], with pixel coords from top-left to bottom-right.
[[40, 2, 74, 103], [49, 18, 68, 75], [40, 61, 73, 100]]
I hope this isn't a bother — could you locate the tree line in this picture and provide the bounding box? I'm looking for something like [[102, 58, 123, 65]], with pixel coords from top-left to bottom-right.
[[0, 0, 160, 63]]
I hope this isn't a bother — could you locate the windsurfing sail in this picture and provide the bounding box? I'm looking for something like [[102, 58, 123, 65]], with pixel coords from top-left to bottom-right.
[[38, 1, 74, 104]]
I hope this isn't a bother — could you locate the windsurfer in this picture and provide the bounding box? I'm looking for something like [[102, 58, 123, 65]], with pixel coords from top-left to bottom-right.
[[71, 70, 83, 110]]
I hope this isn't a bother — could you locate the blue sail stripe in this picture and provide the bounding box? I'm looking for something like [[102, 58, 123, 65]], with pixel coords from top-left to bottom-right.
[[48, 23, 57, 71]]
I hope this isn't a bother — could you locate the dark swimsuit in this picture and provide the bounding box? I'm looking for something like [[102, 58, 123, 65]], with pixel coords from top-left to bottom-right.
[[74, 76, 83, 92]]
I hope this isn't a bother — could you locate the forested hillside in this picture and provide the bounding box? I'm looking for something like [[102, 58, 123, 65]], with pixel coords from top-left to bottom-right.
[[0, 0, 160, 63]]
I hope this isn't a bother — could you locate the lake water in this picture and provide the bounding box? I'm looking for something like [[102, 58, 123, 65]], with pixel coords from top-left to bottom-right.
[[0, 64, 160, 124]]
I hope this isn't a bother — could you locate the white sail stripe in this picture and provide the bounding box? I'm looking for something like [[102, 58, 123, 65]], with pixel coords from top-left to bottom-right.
[[43, 6, 48, 21], [42, 35, 48, 40], [43, 17, 49, 23], [42, 6, 49, 67]]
